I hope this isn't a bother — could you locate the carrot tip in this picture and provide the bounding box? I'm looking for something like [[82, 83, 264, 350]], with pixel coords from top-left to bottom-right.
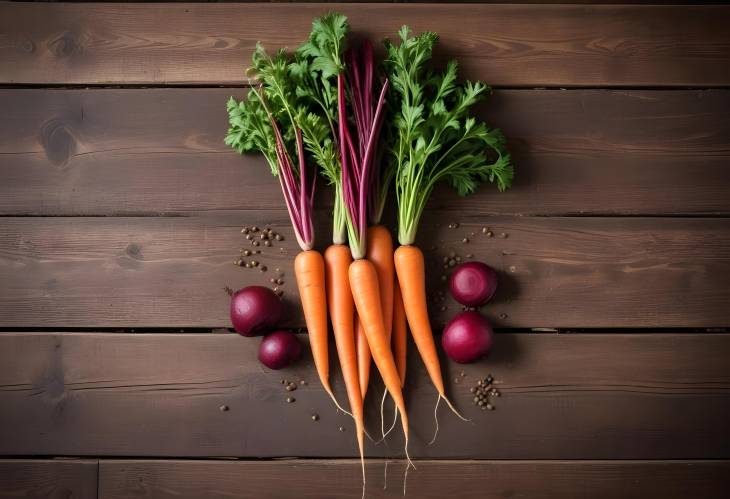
[[442, 393, 470, 422], [325, 386, 352, 417]]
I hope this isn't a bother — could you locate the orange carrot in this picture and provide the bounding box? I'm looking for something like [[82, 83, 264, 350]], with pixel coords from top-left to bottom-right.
[[349, 258, 411, 460], [355, 315, 371, 399], [295, 249, 347, 413], [394, 245, 467, 432], [381, 279, 408, 440], [324, 244, 365, 480], [367, 225, 395, 340], [392, 280, 407, 387]]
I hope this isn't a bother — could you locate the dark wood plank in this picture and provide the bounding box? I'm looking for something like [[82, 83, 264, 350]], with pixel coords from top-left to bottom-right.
[[98, 459, 730, 499], [1, 214, 728, 328], [1, 4, 729, 86], [1, 333, 729, 458], [2, 88, 729, 216], [0, 459, 98, 499]]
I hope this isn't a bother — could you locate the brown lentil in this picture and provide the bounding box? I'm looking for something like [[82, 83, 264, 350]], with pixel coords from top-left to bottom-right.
[[286, 397, 295, 403], [311, 414, 319, 422]]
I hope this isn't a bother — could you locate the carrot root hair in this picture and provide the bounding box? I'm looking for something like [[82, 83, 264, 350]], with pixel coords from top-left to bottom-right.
[[429, 394, 442, 445]]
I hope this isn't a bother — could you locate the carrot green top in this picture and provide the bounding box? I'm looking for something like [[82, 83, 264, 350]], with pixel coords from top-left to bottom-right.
[[384, 27, 514, 246]]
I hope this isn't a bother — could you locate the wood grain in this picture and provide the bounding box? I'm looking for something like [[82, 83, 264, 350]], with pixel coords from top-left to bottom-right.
[[0, 459, 98, 499], [2, 88, 729, 216], [98, 459, 730, 499], [1, 214, 728, 328], [1, 4, 729, 86], [1, 332, 729, 459]]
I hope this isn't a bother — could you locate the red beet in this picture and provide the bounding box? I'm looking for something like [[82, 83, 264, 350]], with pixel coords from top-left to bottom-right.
[[441, 311, 494, 364], [230, 286, 285, 336], [449, 262, 497, 307], [258, 331, 303, 369]]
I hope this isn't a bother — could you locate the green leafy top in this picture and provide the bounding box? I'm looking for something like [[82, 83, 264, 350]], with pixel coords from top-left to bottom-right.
[[224, 14, 349, 244], [384, 26, 514, 245], [295, 13, 350, 243]]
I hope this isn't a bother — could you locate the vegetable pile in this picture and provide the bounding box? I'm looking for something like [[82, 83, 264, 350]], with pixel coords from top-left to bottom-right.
[[225, 12, 513, 495]]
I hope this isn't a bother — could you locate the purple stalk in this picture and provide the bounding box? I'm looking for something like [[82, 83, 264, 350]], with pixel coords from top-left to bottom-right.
[[267, 110, 314, 251], [338, 40, 389, 257]]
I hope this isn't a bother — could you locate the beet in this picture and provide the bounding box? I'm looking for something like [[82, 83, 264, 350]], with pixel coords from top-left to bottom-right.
[[441, 310, 494, 364], [230, 286, 285, 336], [449, 261, 497, 307], [258, 331, 303, 369]]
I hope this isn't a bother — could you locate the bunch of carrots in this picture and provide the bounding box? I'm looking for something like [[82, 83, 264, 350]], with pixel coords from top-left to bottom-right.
[[226, 13, 513, 495]]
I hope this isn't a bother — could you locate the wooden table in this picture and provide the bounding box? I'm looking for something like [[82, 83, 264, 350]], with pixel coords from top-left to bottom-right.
[[1, 2, 729, 498]]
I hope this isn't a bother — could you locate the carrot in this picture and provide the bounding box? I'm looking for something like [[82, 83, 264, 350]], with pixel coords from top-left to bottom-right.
[[367, 225, 395, 341], [324, 244, 365, 483], [395, 244, 468, 443], [392, 280, 407, 387], [349, 258, 410, 454], [355, 315, 371, 399], [384, 27, 513, 443], [295, 250, 347, 414], [380, 278, 408, 440]]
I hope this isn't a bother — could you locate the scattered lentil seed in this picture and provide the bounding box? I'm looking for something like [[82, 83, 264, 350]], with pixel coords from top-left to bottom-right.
[[275, 234, 283, 241], [311, 414, 319, 421], [286, 397, 295, 403], [460, 371, 466, 377], [246, 234, 253, 240], [462, 237, 470, 244], [487, 375, 494, 384], [482, 227, 489, 234], [448, 259, 456, 267], [486, 231, 493, 238], [499, 232, 507, 239], [478, 400, 484, 406], [338, 426, 344, 432], [252, 226, 259, 232], [242, 228, 249, 234], [271, 278, 277, 284], [473, 397, 479, 403], [260, 266, 267, 272], [499, 313, 508, 319], [466, 253, 473, 258], [453, 223, 460, 229], [252, 241, 260, 247], [486, 404, 494, 411], [245, 262, 252, 268], [509, 266, 516, 273], [275, 290, 283, 297], [285, 385, 294, 392], [251, 261, 259, 267], [219, 405, 229, 412], [243, 249, 251, 256], [470, 387, 476, 394], [264, 240, 271, 247], [300, 380, 306, 385], [281, 379, 287, 384]]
